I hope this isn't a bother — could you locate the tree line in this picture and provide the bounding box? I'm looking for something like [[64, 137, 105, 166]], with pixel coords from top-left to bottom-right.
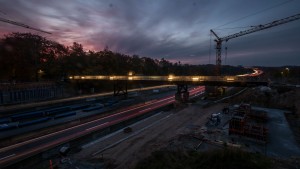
[[0, 33, 250, 82]]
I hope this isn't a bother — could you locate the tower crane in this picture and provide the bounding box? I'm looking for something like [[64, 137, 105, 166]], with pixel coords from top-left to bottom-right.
[[210, 13, 300, 75], [0, 16, 51, 34]]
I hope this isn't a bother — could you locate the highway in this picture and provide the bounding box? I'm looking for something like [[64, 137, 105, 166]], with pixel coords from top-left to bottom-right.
[[237, 68, 263, 77], [0, 85, 175, 113], [0, 86, 205, 168]]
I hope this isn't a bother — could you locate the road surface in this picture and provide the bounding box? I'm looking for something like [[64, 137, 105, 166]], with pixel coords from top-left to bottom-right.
[[0, 86, 205, 168]]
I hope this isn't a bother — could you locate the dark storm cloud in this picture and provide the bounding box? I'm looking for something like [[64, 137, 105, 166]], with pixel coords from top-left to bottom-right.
[[0, 0, 299, 66]]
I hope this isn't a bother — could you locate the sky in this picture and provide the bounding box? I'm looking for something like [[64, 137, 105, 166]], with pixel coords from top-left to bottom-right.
[[0, 0, 299, 66]]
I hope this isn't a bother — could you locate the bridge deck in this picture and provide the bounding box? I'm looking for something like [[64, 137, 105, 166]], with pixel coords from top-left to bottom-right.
[[69, 75, 268, 86]]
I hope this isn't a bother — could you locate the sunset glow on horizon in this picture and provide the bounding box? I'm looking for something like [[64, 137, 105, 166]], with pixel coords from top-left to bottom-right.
[[0, 0, 299, 66]]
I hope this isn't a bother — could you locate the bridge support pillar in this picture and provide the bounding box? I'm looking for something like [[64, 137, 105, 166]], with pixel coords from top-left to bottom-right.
[[113, 81, 128, 97], [175, 84, 189, 103]]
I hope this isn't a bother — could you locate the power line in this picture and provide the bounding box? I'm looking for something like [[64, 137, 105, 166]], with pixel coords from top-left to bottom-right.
[[214, 0, 294, 29]]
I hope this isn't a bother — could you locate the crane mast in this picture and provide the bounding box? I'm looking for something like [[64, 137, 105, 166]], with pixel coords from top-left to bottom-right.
[[211, 13, 300, 75]]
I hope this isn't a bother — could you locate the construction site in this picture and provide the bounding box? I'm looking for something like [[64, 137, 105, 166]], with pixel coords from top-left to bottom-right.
[[40, 86, 298, 169], [0, 1, 300, 169]]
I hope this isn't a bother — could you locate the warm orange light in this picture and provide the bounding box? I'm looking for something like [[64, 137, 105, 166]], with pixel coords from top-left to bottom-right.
[[192, 77, 199, 81], [168, 75, 173, 80]]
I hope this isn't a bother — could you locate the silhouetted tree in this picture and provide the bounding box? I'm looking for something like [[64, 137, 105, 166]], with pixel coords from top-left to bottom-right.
[[0, 32, 254, 82], [0, 33, 67, 81]]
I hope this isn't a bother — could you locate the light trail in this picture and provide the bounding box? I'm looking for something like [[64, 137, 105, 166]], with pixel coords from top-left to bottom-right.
[[0, 86, 205, 167]]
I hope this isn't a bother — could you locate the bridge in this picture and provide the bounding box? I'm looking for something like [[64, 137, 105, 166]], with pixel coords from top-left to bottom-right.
[[69, 71, 268, 102], [69, 75, 267, 86]]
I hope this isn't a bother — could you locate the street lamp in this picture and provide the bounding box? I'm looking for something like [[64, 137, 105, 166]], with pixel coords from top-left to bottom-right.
[[37, 69, 44, 81], [285, 68, 289, 77], [128, 71, 133, 76]]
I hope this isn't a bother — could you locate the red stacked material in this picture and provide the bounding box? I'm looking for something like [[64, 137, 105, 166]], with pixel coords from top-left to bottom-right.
[[229, 103, 268, 142]]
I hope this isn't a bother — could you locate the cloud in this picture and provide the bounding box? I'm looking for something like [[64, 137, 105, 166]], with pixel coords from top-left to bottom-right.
[[0, 0, 299, 66]]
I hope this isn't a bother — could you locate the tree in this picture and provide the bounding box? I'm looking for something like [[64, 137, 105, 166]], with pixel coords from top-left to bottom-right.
[[60, 42, 87, 75], [0, 33, 67, 81], [0, 32, 253, 82]]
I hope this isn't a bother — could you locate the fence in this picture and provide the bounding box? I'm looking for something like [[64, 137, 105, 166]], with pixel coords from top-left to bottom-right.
[[0, 82, 63, 105]]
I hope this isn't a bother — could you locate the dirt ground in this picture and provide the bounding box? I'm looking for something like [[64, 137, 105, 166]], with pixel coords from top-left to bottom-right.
[[285, 88, 300, 145], [57, 86, 300, 169], [66, 102, 227, 169], [229, 87, 300, 145]]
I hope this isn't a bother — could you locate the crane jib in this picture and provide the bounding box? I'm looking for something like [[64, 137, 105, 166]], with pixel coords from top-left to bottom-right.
[[220, 13, 300, 42], [210, 13, 300, 75]]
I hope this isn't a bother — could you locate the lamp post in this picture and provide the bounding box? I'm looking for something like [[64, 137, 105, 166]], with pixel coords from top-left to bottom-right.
[[285, 68, 289, 77], [37, 69, 44, 81]]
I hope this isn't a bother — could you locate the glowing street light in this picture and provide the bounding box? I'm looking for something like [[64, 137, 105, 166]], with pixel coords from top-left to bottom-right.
[[226, 78, 235, 81], [285, 67, 289, 77], [37, 69, 44, 74], [192, 77, 199, 81]]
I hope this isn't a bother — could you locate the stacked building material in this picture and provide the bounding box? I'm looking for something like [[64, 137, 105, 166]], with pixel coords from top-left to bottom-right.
[[229, 104, 268, 142]]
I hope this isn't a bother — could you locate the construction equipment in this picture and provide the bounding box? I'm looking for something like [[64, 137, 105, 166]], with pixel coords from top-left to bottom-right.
[[211, 13, 300, 75], [207, 113, 221, 126]]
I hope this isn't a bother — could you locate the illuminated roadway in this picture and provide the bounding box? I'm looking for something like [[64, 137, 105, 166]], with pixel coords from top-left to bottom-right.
[[0, 68, 264, 167], [69, 69, 267, 86], [0, 85, 175, 112], [71, 75, 261, 82], [0, 86, 205, 168]]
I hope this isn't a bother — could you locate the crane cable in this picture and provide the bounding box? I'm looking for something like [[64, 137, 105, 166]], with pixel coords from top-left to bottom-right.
[[214, 0, 295, 29], [212, 0, 294, 69], [0, 17, 51, 34], [209, 32, 212, 64], [225, 42, 228, 65], [0, 9, 51, 34], [214, 26, 252, 30]]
